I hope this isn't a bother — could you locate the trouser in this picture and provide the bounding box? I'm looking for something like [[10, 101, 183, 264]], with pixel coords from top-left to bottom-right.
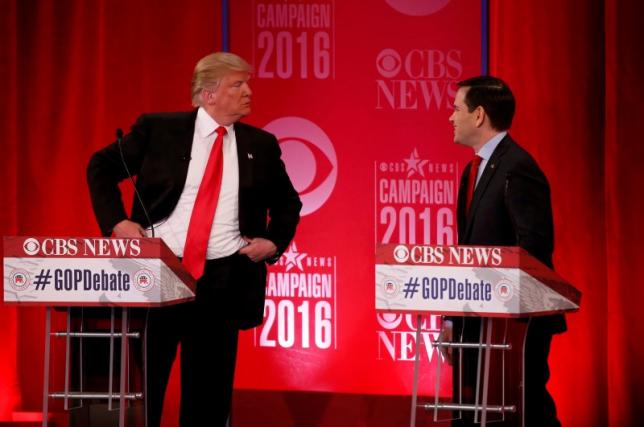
[[523, 320, 561, 427], [451, 317, 561, 427], [144, 254, 242, 427]]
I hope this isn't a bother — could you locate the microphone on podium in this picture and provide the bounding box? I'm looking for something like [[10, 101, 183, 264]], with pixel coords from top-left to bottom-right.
[[116, 128, 156, 238]]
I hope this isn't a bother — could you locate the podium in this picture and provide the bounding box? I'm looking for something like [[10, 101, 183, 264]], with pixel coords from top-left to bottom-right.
[[375, 244, 581, 427], [3, 236, 196, 427]]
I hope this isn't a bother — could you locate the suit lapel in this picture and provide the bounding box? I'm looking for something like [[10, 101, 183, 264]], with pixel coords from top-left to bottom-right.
[[234, 122, 253, 188], [464, 135, 512, 238]]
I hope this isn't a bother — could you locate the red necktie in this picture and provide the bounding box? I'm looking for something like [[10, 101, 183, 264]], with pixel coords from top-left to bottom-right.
[[182, 126, 227, 280], [465, 155, 482, 212]]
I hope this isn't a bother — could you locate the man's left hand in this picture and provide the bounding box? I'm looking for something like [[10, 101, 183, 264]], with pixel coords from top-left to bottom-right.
[[239, 237, 277, 262]]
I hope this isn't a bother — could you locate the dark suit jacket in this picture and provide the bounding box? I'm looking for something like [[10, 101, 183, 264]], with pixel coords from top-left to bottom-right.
[[457, 134, 565, 334], [86, 110, 302, 328]]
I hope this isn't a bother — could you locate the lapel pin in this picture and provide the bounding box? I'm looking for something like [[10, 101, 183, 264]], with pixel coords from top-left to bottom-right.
[[247, 153, 253, 159]]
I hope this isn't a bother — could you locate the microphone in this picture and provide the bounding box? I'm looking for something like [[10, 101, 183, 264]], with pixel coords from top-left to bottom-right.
[[116, 128, 155, 238]]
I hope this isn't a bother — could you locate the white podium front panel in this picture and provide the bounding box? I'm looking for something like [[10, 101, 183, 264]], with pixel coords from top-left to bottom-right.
[[375, 244, 581, 317], [3, 236, 195, 307]]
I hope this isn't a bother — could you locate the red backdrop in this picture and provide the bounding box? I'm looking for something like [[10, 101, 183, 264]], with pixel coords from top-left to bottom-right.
[[229, 0, 481, 399], [2, 0, 644, 425]]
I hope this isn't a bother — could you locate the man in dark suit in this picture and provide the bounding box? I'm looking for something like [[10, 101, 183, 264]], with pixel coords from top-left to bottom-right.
[[87, 52, 301, 427], [447, 76, 564, 426]]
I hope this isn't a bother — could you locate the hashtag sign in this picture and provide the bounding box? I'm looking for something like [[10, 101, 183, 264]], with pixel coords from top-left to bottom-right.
[[403, 277, 420, 299], [33, 269, 52, 291]]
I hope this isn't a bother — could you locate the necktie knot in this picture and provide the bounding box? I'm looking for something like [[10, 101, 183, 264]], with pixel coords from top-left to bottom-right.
[[216, 126, 227, 138]]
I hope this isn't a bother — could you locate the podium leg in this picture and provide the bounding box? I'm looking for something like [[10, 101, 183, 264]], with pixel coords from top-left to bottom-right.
[[433, 319, 444, 423], [42, 307, 51, 427], [143, 309, 149, 427], [64, 309, 71, 410], [409, 314, 422, 427], [119, 308, 128, 427], [476, 317, 494, 426], [108, 308, 115, 411]]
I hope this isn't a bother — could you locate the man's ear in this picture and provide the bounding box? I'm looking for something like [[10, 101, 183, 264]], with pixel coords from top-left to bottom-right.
[[474, 105, 486, 128], [201, 88, 216, 105]]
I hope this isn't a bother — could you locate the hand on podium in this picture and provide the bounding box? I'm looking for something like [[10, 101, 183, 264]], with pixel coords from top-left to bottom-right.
[[113, 219, 147, 238]]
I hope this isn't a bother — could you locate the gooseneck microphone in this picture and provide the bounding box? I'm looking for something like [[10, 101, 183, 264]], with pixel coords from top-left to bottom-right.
[[116, 128, 156, 238]]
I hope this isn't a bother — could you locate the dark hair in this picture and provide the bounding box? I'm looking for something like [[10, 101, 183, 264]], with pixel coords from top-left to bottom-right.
[[457, 76, 515, 131]]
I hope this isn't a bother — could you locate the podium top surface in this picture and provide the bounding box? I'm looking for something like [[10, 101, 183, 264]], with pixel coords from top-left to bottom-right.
[[4, 236, 177, 259]]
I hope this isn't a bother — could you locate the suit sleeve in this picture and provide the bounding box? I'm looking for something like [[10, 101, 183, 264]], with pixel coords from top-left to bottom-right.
[[264, 135, 302, 260], [504, 158, 555, 267], [86, 115, 150, 236]]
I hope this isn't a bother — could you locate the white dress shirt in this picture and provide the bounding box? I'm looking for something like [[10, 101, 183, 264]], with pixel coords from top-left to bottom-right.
[[149, 107, 246, 259], [474, 131, 507, 186]]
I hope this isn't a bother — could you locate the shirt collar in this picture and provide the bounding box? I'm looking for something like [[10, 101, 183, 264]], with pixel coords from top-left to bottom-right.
[[195, 107, 234, 139], [476, 131, 507, 161]]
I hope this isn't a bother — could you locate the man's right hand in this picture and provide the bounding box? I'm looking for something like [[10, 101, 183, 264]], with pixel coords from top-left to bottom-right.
[[112, 219, 147, 238]]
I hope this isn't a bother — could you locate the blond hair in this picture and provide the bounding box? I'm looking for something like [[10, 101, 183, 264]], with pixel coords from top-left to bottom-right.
[[191, 52, 252, 106]]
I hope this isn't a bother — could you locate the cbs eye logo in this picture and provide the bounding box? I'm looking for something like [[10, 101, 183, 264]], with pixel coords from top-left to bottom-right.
[[376, 312, 433, 331], [23, 238, 41, 255], [264, 117, 337, 216], [393, 245, 410, 263], [376, 312, 403, 329], [376, 49, 402, 78]]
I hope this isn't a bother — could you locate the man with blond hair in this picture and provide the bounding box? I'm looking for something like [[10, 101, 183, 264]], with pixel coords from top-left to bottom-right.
[[87, 52, 302, 426]]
